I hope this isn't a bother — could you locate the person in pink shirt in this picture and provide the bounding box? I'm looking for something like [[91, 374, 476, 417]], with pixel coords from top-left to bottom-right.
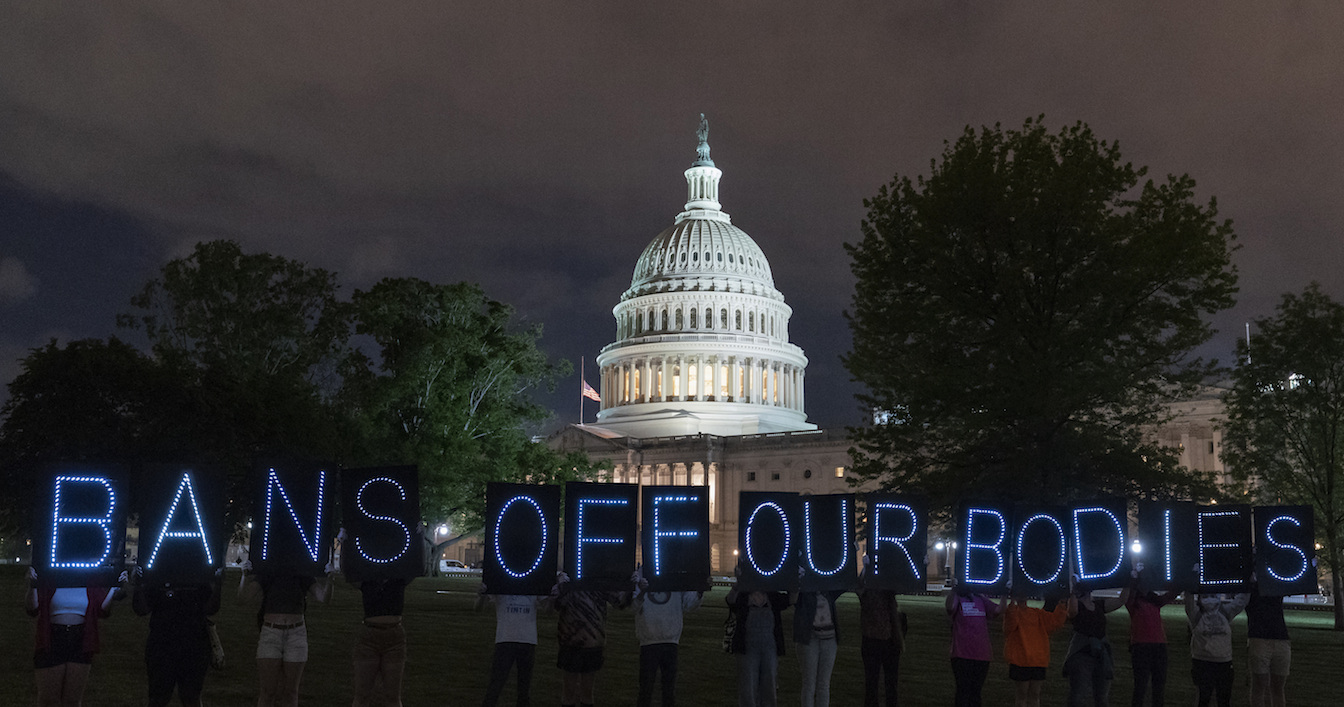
[[1124, 567, 1178, 707], [944, 578, 1007, 707]]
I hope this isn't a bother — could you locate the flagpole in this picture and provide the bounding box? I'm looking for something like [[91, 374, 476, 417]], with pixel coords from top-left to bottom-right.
[[580, 356, 585, 426]]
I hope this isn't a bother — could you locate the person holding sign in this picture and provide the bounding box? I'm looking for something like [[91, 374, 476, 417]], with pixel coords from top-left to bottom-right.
[[1184, 590, 1249, 707], [349, 562, 412, 707], [858, 555, 904, 707], [1063, 580, 1129, 707], [476, 582, 550, 707], [553, 571, 630, 707], [944, 577, 1005, 707], [1123, 566, 1178, 707], [1245, 580, 1290, 707], [26, 567, 129, 707], [793, 584, 847, 707], [131, 565, 224, 707], [1002, 588, 1069, 707], [238, 559, 336, 707], [726, 561, 791, 707], [630, 564, 702, 707]]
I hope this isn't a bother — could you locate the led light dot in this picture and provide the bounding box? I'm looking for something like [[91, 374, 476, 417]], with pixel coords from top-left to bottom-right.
[[494, 495, 548, 579], [964, 508, 1006, 585], [745, 501, 791, 577], [1017, 513, 1066, 585], [872, 503, 920, 579], [354, 477, 411, 564]]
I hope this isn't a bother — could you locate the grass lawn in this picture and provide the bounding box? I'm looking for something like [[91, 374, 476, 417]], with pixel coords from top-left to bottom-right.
[[2, 565, 1341, 705]]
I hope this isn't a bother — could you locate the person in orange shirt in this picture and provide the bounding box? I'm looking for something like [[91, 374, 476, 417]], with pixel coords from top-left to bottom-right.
[[1003, 593, 1069, 707]]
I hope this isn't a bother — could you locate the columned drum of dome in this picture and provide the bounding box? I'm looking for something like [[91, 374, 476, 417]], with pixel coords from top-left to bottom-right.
[[595, 119, 815, 438]]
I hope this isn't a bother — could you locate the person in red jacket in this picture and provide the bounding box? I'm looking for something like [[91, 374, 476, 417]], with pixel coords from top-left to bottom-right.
[[1003, 593, 1069, 707], [26, 567, 128, 707]]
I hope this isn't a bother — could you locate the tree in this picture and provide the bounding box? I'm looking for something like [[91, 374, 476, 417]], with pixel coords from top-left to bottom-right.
[[844, 118, 1238, 509], [345, 277, 595, 529], [1222, 283, 1344, 628]]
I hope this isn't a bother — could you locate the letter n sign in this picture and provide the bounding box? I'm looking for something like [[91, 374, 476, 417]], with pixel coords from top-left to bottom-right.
[[36, 466, 127, 588], [564, 482, 638, 591], [737, 492, 800, 592], [341, 466, 424, 582], [863, 494, 925, 593], [1253, 505, 1316, 597], [640, 485, 710, 592], [484, 482, 560, 595], [251, 461, 335, 577], [138, 464, 225, 586]]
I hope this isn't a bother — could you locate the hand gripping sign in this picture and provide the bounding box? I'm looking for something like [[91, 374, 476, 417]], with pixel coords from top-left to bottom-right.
[[137, 464, 225, 586], [640, 485, 711, 592], [35, 466, 128, 588], [483, 482, 561, 595], [862, 494, 926, 593], [341, 466, 425, 582]]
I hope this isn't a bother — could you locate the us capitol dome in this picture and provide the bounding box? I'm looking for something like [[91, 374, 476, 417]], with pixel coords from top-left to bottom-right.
[[594, 116, 815, 437]]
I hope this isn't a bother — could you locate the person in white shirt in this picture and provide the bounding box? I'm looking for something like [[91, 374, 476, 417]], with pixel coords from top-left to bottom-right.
[[631, 565, 703, 707], [477, 582, 550, 707]]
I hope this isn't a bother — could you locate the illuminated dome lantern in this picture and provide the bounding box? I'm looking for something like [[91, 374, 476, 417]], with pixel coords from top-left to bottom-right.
[[594, 116, 815, 437]]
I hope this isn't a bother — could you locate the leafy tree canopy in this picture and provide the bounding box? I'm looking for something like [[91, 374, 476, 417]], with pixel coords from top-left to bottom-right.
[[845, 118, 1237, 508], [1222, 283, 1344, 627]]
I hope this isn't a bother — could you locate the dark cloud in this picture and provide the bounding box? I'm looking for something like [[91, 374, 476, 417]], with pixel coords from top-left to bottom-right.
[[1, 1, 1341, 427]]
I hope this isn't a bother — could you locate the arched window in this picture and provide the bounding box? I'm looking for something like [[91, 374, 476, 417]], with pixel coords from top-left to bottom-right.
[[770, 316, 775, 337], [690, 308, 697, 328], [647, 308, 655, 331], [735, 310, 742, 330], [675, 309, 683, 329], [721, 309, 729, 329], [680, 252, 687, 263], [706, 308, 713, 328], [636, 311, 643, 332], [717, 252, 723, 262], [692, 252, 699, 262], [661, 309, 669, 330], [749, 312, 754, 332]]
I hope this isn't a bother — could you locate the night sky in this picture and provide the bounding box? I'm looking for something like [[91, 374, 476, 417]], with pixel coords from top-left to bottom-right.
[[1, 3, 1341, 431]]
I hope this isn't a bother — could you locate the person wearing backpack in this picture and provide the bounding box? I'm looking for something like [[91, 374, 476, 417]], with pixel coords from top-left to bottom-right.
[[631, 565, 702, 707], [726, 561, 790, 707], [1185, 591, 1250, 707], [857, 555, 905, 707]]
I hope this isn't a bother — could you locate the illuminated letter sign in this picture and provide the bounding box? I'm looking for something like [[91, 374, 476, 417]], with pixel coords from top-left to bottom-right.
[[737, 492, 800, 591], [251, 462, 334, 576], [484, 482, 560, 595], [640, 486, 710, 592], [341, 466, 423, 582], [959, 503, 1009, 593], [1196, 504, 1252, 591], [1253, 505, 1316, 596], [1013, 506, 1070, 598], [1135, 501, 1197, 592], [38, 467, 127, 587], [1071, 498, 1129, 589], [563, 482, 638, 591], [800, 494, 856, 592], [139, 465, 225, 585], [864, 494, 926, 593]]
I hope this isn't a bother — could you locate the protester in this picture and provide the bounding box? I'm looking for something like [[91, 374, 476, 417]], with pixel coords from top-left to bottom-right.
[[793, 586, 847, 707], [1064, 581, 1129, 707], [944, 578, 1006, 707], [630, 564, 703, 707], [238, 559, 335, 707], [1123, 567, 1177, 707], [1003, 591, 1069, 707], [553, 571, 630, 707], [857, 556, 904, 707], [1245, 580, 1289, 707], [726, 562, 790, 707], [131, 566, 223, 707], [351, 576, 411, 707], [1185, 591, 1249, 707], [477, 582, 548, 707], [26, 567, 128, 707]]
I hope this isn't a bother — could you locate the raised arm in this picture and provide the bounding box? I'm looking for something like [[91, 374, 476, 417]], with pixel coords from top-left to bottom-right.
[[1107, 586, 1132, 613], [237, 560, 262, 602]]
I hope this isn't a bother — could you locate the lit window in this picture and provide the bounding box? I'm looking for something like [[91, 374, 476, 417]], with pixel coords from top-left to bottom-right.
[[835, 467, 845, 478]]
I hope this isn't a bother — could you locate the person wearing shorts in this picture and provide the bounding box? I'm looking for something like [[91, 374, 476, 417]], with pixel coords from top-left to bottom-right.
[[1003, 595, 1068, 707], [132, 566, 223, 707], [1246, 584, 1289, 707], [238, 560, 334, 707], [26, 567, 127, 707], [553, 572, 629, 707], [352, 577, 411, 707]]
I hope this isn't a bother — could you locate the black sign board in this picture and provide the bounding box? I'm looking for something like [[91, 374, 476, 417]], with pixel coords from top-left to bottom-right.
[[1135, 501, 1198, 592], [1012, 505, 1071, 599], [798, 494, 856, 592], [34, 466, 128, 588], [138, 465, 226, 586], [1195, 504, 1253, 592], [1253, 505, 1317, 597], [640, 486, 710, 592], [563, 482, 638, 591], [863, 494, 926, 593], [250, 462, 336, 577], [737, 492, 801, 592], [484, 482, 561, 595], [957, 502, 1011, 595], [1071, 498, 1130, 590], [341, 466, 424, 582]]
